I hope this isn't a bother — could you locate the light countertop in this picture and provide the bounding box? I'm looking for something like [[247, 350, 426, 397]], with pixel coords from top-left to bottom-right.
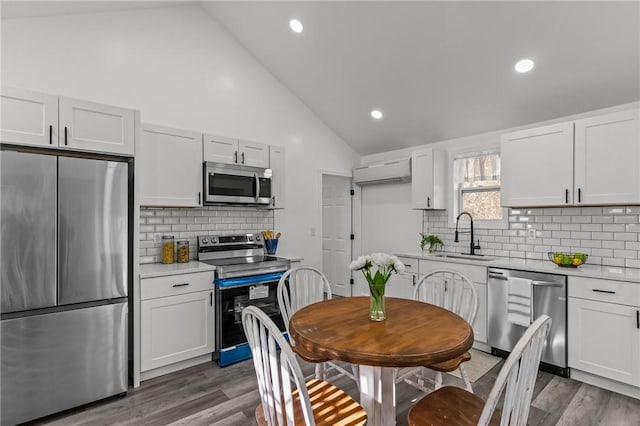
[[396, 252, 640, 283], [139, 261, 216, 279]]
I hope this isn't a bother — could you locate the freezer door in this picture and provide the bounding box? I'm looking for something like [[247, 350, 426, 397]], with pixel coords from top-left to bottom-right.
[[58, 157, 128, 304], [1, 150, 57, 313], [1, 302, 128, 425]]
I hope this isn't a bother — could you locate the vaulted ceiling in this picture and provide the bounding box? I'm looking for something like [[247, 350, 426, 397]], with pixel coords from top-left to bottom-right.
[[3, 1, 639, 155]]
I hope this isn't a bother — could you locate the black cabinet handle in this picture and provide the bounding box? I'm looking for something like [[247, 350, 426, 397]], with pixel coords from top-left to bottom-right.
[[592, 289, 615, 294], [427, 197, 431, 208], [64, 126, 68, 145], [172, 283, 189, 288], [210, 292, 213, 307], [272, 196, 276, 206], [234, 151, 238, 163], [49, 125, 53, 144], [565, 189, 569, 203], [578, 188, 582, 203], [241, 152, 245, 164], [636, 310, 639, 329], [198, 192, 201, 205]]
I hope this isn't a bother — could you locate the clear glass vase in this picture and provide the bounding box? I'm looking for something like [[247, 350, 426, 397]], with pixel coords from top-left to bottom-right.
[[368, 282, 387, 321]]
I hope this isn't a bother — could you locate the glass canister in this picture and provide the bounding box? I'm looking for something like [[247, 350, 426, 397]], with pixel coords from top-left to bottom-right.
[[161, 235, 175, 264], [177, 240, 190, 263]]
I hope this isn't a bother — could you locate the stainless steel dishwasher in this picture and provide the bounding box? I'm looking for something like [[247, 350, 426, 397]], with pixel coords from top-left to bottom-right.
[[488, 267, 569, 377]]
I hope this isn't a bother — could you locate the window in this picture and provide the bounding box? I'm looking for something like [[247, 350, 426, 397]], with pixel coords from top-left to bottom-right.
[[453, 152, 503, 225]]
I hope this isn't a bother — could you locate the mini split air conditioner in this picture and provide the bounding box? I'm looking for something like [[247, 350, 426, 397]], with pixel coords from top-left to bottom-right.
[[353, 158, 411, 186]]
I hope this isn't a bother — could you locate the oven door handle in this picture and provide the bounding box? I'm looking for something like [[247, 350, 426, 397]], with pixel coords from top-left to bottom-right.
[[216, 272, 284, 288]]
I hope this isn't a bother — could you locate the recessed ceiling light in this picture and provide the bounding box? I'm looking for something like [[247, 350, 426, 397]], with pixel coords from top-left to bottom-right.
[[370, 110, 383, 120], [289, 19, 303, 33], [515, 59, 535, 73]]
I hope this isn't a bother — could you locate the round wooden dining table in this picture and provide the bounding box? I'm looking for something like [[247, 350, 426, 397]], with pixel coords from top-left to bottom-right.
[[289, 296, 474, 426]]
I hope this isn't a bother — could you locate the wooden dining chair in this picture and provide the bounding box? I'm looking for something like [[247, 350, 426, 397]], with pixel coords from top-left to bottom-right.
[[408, 315, 552, 426], [242, 306, 367, 426], [277, 267, 359, 384], [396, 268, 478, 393]]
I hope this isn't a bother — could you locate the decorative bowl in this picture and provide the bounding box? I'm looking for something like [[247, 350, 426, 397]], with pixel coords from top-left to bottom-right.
[[547, 252, 588, 268]]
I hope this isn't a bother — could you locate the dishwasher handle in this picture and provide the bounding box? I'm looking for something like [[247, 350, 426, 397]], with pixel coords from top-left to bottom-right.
[[488, 273, 562, 287], [488, 273, 507, 280], [532, 280, 563, 287]]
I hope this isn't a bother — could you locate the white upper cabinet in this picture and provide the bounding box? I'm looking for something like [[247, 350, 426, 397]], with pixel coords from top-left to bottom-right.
[[1, 87, 59, 148], [1, 87, 135, 156], [203, 134, 269, 168], [139, 124, 203, 207], [411, 148, 445, 209], [239, 140, 269, 168], [501, 122, 574, 207], [502, 109, 640, 207], [59, 97, 135, 156], [269, 145, 285, 208], [203, 134, 238, 164], [574, 109, 640, 205]]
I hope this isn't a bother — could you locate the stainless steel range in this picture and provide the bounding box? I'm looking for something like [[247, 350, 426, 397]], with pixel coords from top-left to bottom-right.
[[198, 233, 290, 366]]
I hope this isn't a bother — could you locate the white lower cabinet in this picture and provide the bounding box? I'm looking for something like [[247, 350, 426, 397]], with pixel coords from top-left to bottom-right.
[[568, 277, 640, 387], [419, 259, 488, 346], [386, 256, 418, 300], [140, 271, 215, 372]]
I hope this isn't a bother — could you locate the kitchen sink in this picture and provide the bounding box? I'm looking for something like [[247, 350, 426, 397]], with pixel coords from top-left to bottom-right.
[[432, 253, 498, 262]]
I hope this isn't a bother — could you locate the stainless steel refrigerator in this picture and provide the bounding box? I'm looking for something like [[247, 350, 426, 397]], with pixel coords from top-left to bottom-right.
[[1, 148, 130, 425]]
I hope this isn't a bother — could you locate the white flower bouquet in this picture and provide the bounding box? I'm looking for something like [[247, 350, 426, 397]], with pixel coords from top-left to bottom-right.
[[350, 253, 405, 321]]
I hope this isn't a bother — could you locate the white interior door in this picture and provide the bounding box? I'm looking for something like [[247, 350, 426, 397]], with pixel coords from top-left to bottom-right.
[[322, 174, 352, 297]]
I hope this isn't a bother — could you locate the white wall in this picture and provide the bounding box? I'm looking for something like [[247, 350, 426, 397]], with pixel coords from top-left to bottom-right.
[[1, 5, 358, 268], [360, 183, 422, 254]]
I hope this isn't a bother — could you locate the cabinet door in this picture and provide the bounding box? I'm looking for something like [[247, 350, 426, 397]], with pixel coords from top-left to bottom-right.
[[411, 148, 445, 209], [501, 122, 574, 207], [574, 109, 640, 205], [269, 145, 285, 208], [412, 148, 434, 209], [139, 124, 203, 207], [386, 272, 415, 300], [239, 140, 269, 168], [1, 87, 58, 147], [568, 297, 640, 386], [473, 282, 488, 344], [203, 134, 239, 165], [59, 97, 135, 156], [141, 290, 214, 372]]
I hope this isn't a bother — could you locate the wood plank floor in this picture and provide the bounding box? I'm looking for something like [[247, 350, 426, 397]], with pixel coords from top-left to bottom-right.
[[31, 356, 640, 426]]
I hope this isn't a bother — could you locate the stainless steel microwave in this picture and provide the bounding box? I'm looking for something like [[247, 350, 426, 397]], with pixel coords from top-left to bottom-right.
[[203, 162, 272, 205]]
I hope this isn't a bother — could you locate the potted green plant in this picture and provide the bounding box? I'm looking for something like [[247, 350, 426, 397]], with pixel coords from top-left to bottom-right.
[[420, 233, 444, 254]]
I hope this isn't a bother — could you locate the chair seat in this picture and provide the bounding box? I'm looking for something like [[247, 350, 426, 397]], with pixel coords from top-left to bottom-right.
[[256, 378, 367, 426], [408, 386, 501, 426], [423, 351, 472, 372], [292, 343, 331, 363]]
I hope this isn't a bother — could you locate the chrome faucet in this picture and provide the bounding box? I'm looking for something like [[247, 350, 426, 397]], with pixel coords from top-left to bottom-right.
[[454, 211, 481, 255]]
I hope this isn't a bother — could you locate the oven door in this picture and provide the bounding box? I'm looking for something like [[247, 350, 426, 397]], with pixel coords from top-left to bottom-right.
[[216, 272, 285, 366], [204, 162, 271, 205]]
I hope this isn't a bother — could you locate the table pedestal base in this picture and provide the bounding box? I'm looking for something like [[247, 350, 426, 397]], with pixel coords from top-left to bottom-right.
[[358, 365, 397, 426]]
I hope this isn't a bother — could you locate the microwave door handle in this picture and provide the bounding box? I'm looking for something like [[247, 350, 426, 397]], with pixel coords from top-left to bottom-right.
[[254, 173, 260, 201]]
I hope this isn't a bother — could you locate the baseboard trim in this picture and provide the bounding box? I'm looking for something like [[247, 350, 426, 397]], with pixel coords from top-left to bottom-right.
[[571, 369, 640, 400], [140, 354, 213, 382]]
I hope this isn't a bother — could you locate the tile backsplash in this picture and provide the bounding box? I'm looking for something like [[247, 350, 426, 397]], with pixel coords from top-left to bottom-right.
[[423, 206, 640, 268], [139, 206, 274, 264]]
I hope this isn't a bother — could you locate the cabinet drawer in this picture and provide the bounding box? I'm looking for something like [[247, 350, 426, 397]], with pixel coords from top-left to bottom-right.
[[398, 257, 419, 274], [419, 259, 487, 284], [568, 276, 640, 307], [141, 271, 215, 300]]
